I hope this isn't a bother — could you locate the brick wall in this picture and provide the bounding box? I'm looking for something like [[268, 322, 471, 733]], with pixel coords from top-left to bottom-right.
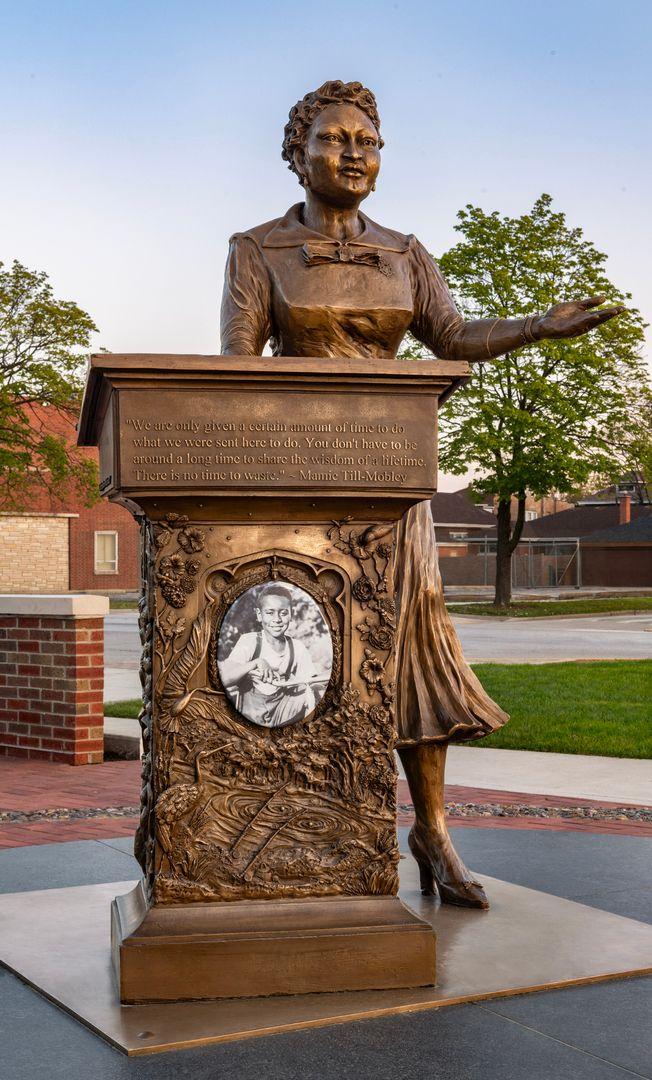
[[439, 552, 495, 586], [69, 501, 140, 592], [0, 596, 109, 765], [0, 515, 72, 593], [580, 544, 652, 587]]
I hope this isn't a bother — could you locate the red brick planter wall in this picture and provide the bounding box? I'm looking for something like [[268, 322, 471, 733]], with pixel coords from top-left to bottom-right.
[[0, 596, 108, 765]]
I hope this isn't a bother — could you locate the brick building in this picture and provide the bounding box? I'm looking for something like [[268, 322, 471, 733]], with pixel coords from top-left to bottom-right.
[[429, 491, 496, 586], [523, 493, 652, 588], [579, 514, 652, 588], [68, 498, 140, 593], [0, 513, 73, 591], [430, 491, 496, 553], [0, 405, 139, 594], [521, 497, 652, 540], [432, 486, 652, 589], [575, 474, 650, 508]]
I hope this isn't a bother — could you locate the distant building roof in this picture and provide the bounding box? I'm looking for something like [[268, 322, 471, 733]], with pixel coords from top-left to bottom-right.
[[430, 491, 496, 529], [581, 516, 652, 543], [522, 503, 652, 539]]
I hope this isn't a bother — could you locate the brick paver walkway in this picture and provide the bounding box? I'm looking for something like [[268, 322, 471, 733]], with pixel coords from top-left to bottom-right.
[[0, 758, 141, 811], [1, 758, 649, 849], [0, 816, 139, 848]]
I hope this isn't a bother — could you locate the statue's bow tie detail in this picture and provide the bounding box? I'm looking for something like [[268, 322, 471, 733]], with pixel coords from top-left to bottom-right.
[[302, 241, 392, 275]]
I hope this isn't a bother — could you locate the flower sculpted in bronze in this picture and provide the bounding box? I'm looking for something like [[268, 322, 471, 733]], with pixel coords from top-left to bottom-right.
[[221, 80, 623, 909]]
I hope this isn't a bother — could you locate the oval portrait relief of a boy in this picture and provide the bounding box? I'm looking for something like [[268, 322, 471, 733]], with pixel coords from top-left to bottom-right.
[[216, 581, 333, 727]]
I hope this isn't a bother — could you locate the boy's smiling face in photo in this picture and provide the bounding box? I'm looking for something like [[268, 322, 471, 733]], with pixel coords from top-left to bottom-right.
[[256, 594, 292, 639]]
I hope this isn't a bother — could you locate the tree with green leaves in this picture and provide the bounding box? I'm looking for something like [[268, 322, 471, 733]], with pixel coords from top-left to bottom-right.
[[618, 385, 652, 503], [0, 260, 98, 507], [404, 194, 648, 605]]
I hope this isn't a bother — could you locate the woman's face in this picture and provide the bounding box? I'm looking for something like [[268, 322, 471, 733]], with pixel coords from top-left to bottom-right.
[[298, 102, 381, 208], [256, 594, 292, 639]]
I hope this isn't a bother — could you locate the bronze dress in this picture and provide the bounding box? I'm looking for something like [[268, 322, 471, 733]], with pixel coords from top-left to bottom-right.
[[221, 203, 508, 745]]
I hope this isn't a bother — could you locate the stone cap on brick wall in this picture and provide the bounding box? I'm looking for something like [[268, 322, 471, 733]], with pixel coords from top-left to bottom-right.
[[0, 594, 110, 617]]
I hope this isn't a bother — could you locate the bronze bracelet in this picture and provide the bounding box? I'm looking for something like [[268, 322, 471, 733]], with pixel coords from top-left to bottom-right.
[[485, 318, 501, 358], [521, 315, 538, 346]]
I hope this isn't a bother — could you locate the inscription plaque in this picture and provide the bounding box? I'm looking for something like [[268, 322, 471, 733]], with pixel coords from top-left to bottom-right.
[[118, 387, 436, 492]]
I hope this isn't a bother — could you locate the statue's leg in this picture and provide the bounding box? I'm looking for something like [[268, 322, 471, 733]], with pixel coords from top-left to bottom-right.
[[398, 741, 489, 909], [395, 501, 505, 909]]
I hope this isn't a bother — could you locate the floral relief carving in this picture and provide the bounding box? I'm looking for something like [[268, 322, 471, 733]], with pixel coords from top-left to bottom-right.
[[327, 519, 395, 702], [153, 514, 206, 609], [133, 520, 156, 894], [144, 526, 399, 905]]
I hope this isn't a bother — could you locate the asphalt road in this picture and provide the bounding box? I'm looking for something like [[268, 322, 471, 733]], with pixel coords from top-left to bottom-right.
[[453, 612, 652, 663], [104, 611, 652, 667]]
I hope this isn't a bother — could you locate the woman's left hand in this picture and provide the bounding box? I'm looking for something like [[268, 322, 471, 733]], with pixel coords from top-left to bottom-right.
[[536, 296, 625, 340]]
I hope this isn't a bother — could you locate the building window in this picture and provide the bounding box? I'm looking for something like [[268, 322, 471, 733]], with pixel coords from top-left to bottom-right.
[[95, 531, 118, 574], [449, 531, 468, 540], [524, 509, 538, 522]]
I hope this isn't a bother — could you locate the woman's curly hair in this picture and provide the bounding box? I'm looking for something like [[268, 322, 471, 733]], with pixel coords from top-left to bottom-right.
[[282, 80, 383, 186]]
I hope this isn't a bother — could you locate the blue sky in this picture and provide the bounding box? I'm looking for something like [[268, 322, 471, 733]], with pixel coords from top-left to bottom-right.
[[1, 0, 650, 377]]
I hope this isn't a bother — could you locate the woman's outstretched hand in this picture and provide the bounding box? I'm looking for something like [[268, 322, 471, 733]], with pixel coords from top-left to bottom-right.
[[536, 295, 625, 340]]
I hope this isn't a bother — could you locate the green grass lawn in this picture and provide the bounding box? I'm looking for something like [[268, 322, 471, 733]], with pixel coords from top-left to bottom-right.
[[105, 659, 652, 758], [104, 699, 143, 718], [447, 596, 652, 618], [466, 660, 652, 758], [109, 598, 139, 610]]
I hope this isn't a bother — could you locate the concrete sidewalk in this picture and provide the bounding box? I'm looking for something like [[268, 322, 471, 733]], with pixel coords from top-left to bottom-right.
[[445, 745, 651, 806]]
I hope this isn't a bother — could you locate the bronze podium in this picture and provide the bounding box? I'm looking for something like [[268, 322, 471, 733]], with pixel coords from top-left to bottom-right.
[[78, 352, 469, 1004]]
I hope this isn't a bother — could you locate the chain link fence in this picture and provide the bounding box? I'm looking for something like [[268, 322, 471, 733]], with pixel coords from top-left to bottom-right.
[[438, 537, 581, 589]]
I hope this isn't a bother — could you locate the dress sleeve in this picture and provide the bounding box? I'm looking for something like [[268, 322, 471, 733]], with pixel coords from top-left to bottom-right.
[[220, 234, 272, 356], [408, 236, 536, 361], [408, 237, 465, 359]]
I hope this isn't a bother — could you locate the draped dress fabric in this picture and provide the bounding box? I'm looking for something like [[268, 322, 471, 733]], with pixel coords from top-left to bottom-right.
[[220, 203, 508, 744]]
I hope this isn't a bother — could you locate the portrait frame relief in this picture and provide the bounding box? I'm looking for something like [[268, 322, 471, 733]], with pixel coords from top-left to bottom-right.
[[207, 552, 346, 726], [217, 581, 334, 728]]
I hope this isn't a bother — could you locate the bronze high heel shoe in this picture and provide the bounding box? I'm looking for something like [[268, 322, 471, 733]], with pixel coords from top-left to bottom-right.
[[408, 826, 489, 909]]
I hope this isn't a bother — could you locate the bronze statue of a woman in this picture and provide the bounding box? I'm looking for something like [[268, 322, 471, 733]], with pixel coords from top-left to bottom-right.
[[220, 81, 622, 908]]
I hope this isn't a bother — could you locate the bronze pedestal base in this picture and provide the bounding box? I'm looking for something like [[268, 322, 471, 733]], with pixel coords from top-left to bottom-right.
[[112, 882, 436, 1003], [3, 866, 652, 1056]]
